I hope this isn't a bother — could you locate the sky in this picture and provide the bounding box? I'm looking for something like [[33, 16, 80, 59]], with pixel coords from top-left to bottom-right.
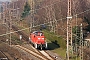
[[0, 0, 10, 2]]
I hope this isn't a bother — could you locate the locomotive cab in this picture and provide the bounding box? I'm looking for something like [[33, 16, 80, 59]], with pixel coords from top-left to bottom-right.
[[29, 31, 47, 50]]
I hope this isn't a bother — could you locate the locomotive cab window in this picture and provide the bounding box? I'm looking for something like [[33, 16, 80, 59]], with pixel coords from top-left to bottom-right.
[[36, 32, 43, 36], [33, 31, 43, 36], [38, 33, 43, 36]]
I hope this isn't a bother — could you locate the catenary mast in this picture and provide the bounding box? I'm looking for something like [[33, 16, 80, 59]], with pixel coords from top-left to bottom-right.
[[67, 0, 73, 60]]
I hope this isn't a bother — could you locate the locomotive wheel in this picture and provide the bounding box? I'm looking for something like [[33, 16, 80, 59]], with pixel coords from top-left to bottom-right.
[[40, 44, 42, 50], [45, 42, 48, 49], [29, 37, 31, 43], [34, 43, 37, 48]]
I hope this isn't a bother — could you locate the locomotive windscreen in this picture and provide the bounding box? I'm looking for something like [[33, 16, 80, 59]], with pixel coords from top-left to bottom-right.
[[33, 31, 43, 36]]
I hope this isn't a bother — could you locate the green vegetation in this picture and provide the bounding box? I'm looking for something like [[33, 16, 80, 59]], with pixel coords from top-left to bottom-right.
[[72, 26, 80, 45], [53, 48, 66, 58], [43, 30, 80, 59], [43, 30, 66, 49], [21, 2, 31, 18], [11, 35, 22, 45], [43, 30, 66, 58]]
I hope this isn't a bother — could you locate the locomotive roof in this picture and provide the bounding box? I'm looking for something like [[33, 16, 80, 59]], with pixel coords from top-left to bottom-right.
[[32, 31, 42, 34]]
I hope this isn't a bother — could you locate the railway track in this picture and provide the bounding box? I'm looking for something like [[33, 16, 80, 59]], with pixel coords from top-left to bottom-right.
[[12, 25, 55, 60], [39, 50, 54, 60], [13, 45, 54, 60], [23, 44, 55, 60], [0, 51, 8, 60], [12, 25, 29, 41]]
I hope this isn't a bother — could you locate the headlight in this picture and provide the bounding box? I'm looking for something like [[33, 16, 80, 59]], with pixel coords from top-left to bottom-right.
[[38, 38, 40, 39], [42, 38, 44, 39]]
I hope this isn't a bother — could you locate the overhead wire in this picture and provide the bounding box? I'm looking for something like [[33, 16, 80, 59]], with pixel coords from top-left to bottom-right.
[[0, 0, 90, 37], [30, 0, 62, 11], [1, 7, 90, 37]]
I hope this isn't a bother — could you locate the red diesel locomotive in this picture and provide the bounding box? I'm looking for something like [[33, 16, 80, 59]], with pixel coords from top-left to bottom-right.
[[29, 31, 47, 50]]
